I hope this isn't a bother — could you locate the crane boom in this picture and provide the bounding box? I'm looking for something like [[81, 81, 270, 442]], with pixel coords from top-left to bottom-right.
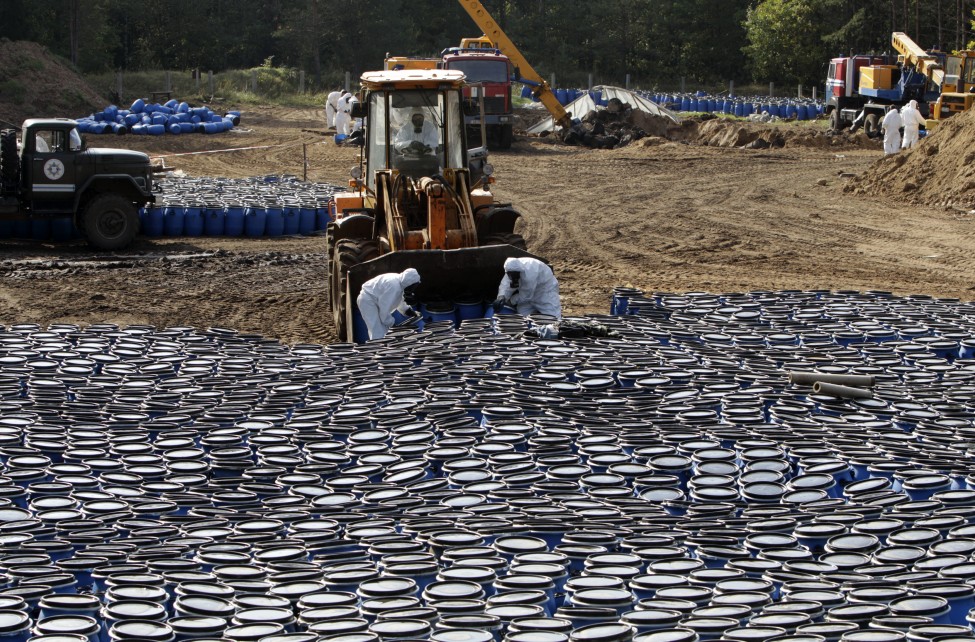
[[892, 32, 945, 87], [457, 0, 573, 130]]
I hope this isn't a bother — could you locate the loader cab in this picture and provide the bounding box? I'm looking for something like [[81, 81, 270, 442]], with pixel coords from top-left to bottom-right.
[[360, 70, 467, 190]]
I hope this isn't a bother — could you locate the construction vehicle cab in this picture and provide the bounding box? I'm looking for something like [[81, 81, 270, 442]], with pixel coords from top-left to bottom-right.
[[327, 69, 539, 342]]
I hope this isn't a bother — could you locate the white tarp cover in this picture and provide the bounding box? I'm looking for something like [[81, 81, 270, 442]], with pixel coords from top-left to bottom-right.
[[526, 85, 680, 134]]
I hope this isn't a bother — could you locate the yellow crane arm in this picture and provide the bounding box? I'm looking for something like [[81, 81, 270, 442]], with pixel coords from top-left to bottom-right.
[[892, 32, 945, 87], [457, 0, 574, 130]]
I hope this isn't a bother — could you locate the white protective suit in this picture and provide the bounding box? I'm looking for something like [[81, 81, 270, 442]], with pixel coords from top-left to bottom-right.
[[394, 111, 439, 153], [356, 268, 421, 340], [497, 257, 562, 318], [881, 109, 903, 155], [326, 90, 342, 128], [900, 100, 926, 149], [335, 92, 353, 136]]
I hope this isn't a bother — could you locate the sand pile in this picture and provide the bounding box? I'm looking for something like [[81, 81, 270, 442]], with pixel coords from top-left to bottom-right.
[[846, 107, 975, 210], [0, 40, 105, 127]]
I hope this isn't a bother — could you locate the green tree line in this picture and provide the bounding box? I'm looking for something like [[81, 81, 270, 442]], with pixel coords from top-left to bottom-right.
[[2, 0, 974, 88]]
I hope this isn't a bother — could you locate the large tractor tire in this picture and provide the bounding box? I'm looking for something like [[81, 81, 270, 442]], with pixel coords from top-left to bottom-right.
[[82, 193, 139, 251], [481, 232, 526, 251], [497, 124, 513, 150], [863, 114, 881, 139], [829, 109, 843, 132], [330, 238, 379, 341], [0, 129, 19, 193]]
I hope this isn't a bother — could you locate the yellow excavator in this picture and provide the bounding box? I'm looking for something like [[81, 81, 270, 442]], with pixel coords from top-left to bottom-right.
[[326, 68, 543, 342]]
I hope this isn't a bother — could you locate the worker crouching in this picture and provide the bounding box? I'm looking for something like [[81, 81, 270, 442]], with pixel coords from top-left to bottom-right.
[[493, 257, 562, 319], [357, 269, 421, 340]]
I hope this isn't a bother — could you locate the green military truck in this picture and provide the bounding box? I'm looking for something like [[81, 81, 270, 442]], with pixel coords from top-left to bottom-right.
[[0, 118, 155, 250]]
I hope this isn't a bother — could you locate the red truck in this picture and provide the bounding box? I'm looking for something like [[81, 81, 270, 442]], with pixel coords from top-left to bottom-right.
[[440, 44, 514, 149]]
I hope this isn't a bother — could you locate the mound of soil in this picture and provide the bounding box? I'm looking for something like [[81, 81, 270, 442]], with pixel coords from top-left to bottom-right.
[[0, 39, 105, 127], [846, 108, 975, 210]]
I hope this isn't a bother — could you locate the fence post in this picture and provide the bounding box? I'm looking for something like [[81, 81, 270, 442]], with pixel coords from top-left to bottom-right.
[[812, 86, 817, 101], [116, 71, 123, 101], [208, 70, 214, 96], [588, 73, 593, 90], [165, 71, 172, 93], [550, 73, 555, 90], [680, 77, 685, 93], [625, 74, 630, 90], [303, 143, 308, 181], [344, 71, 351, 93], [251, 70, 258, 94], [798, 83, 802, 98], [299, 70, 305, 94], [729, 80, 734, 97], [195, 70, 200, 94], [769, 82, 774, 97]]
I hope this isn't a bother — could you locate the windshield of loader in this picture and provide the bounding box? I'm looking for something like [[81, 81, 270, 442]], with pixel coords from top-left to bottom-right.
[[367, 88, 464, 188]]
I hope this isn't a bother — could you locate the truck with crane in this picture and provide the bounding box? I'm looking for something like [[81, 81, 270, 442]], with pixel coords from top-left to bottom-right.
[[826, 32, 975, 135]]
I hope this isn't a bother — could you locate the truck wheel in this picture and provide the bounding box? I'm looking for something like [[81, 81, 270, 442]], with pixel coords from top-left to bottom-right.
[[0, 129, 19, 193], [864, 114, 881, 138], [829, 109, 842, 132], [331, 238, 378, 341], [82, 193, 139, 250], [498, 124, 513, 150], [482, 232, 526, 251]]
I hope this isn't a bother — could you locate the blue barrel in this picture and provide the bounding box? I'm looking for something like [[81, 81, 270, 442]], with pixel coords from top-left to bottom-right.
[[244, 206, 266, 237], [225, 206, 245, 236], [681, 98, 691, 111], [283, 207, 300, 235], [179, 122, 194, 134], [31, 219, 51, 241], [168, 123, 182, 135], [183, 206, 204, 236], [797, 105, 808, 121], [164, 206, 185, 236], [205, 207, 225, 236], [352, 309, 370, 343], [50, 218, 74, 242], [130, 98, 145, 113], [734, 103, 744, 117], [147, 124, 166, 136], [315, 207, 330, 231], [424, 303, 458, 326], [456, 300, 485, 322], [265, 207, 285, 237], [299, 206, 317, 235], [143, 206, 164, 236], [521, 85, 532, 99], [768, 104, 780, 117], [723, 100, 733, 114], [690, 99, 699, 111]]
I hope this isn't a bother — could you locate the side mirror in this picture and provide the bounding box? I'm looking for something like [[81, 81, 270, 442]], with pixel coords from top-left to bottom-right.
[[351, 101, 366, 119]]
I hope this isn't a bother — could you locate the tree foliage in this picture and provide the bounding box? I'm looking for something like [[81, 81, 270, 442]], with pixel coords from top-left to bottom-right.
[[1, 0, 972, 89]]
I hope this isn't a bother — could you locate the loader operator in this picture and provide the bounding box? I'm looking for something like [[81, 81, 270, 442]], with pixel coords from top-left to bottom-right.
[[393, 109, 439, 155], [356, 269, 421, 341], [493, 257, 562, 319]]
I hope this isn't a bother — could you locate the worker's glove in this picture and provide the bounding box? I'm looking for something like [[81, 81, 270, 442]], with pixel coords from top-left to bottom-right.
[[409, 140, 425, 152], [405, 307, 418, 318], [492, 297, 507, 313]]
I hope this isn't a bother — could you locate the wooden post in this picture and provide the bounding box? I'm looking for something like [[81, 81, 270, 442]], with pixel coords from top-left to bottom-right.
[[680, 77, 685, 93], [729, 80, 734, 97], [588, 73, 593, 90], [116, 71, 123, 101], [303, 143, 307, 181], [625, 74, 631, 90], [812, 86, 817, 100], [208, 70, 214, 96], [798, 83, 802, 98], [550, 73, 556, 90], [299, 70, 305, 94], [769, 82, 774, 97], [344, 71, 351, 93], [165, 71, 172, 93], [195, 70, 200, 94]]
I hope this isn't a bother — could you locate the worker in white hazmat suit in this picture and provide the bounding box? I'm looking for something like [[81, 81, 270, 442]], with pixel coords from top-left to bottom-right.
[[334, 92, 353, 136], [356, 269, 421, 341], [900, 100, 926, 149], [881, 108, 903, 155], [493, 257, 562, 318], [394, 110, 439, 153], [326, 89, 342, 128]]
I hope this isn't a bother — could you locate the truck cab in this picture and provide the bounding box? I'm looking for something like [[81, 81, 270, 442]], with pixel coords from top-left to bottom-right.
[[441, 48, 514, 149], [0, 119, 155, 249]]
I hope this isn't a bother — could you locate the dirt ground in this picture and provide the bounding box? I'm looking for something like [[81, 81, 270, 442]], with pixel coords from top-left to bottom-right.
[[3, 105, 974, 346]]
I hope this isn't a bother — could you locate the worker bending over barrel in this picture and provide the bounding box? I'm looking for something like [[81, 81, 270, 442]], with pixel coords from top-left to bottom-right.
[[493, 257, 562, 318], [357, 269, 421, 340]]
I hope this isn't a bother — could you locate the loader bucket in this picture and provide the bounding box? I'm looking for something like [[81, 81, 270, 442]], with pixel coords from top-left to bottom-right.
[[345, 245, 546, 342]]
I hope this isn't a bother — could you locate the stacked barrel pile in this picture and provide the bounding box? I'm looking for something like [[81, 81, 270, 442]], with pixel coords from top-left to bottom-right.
[[1, 288, 975, 641]]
